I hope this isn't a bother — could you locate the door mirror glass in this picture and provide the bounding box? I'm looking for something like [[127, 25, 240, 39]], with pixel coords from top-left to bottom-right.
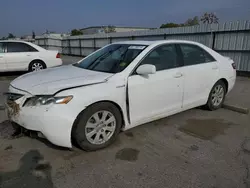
[[136, 64, 156, 75]]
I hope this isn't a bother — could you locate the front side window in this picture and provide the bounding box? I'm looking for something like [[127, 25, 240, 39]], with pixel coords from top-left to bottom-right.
[[180, 44, 215, 66], [140, 44, 178, 71], [74, 44, 147, 73], [7, 42, 38, 53]]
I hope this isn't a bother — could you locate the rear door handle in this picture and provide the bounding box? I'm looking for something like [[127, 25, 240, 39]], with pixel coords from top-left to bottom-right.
[[174, 72, 183, 78], [0, 56, 3, 58], [26, 54, 31, 56]]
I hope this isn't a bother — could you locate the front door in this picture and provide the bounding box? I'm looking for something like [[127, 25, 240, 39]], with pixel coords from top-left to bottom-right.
[[128, 44, 183, 125]]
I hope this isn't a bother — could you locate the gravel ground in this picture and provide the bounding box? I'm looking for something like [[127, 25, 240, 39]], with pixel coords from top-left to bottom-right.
[[0, 56, 250, 188]]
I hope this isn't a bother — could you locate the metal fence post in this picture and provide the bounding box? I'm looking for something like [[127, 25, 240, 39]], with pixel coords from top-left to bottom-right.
[[164, 33, 167, 39], [93, 38, 96, 51], [212, 32, 216, 50], [110, 37, 112, 44], [79, 38, 82, 56], [44, 38, 48, 50], [131, 36, 134, 40], [68, 39, 71, 55]]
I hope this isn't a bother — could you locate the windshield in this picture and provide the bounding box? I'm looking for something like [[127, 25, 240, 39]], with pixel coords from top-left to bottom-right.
[[74, 44, 147, 73]]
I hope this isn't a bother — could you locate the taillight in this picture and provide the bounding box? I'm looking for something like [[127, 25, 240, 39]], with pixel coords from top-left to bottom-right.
[[231, 62, 236, 69], [56, 53, 61, 58]]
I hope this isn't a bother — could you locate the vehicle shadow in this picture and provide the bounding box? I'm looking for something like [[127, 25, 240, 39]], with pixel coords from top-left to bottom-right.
[[0, 120, 70, 151], [0, 150, 55, 188], [0, 120, 15, 139], [36, 137, 70, 151], [0, 71, 26, 77]]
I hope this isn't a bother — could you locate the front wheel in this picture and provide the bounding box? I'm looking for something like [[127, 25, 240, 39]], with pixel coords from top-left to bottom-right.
[[205, 81, 226, 110], [73, 102, 122, 151]]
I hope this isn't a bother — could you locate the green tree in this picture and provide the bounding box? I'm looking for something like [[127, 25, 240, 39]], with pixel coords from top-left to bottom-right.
[[184, 16, 199, 26], [160, 16, 199, 29], [8, 33, 15, 39], [70, 29, 83, 36], [104, 25, 116, 33], [200, 12, 219, 24], [160, 23, 180, 28]]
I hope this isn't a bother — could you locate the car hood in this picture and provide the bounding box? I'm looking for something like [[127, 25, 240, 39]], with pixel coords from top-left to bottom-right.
[[10, 65, 113, 95]]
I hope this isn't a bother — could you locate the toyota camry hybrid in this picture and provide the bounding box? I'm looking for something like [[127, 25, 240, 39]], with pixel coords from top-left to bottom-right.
[[5, 40, 236, 151]]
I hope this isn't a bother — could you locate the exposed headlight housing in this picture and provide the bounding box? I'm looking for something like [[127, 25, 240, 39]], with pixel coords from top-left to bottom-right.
[[23, 95, 73, 107]]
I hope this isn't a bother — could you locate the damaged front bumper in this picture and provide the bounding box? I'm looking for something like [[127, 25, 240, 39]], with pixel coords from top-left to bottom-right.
[[4, 87, 76, 148]]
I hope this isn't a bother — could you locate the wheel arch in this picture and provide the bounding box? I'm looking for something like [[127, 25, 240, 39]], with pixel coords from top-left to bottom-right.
[[206, 78, 229, 104], [29, 59, 47, 70], [218, 78, 229, 93], [71, 100, 125, 143]]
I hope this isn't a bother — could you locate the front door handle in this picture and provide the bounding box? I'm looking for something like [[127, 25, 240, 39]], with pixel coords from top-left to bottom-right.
[[0, 56, 3, 58], [174, 72, 183, 78], [26, 54, 31, 56]]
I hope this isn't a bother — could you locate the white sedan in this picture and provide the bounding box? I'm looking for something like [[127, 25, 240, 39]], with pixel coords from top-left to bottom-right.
[[5, 40, 236, 151], [0, 40, 62, 72]]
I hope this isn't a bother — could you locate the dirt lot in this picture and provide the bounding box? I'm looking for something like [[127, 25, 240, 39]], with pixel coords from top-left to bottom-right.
[[0, 57, 250, 188]]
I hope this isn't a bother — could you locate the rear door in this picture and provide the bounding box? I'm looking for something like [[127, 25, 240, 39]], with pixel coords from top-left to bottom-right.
[[178, 43, 219, 109], [5, 42, 38, 71], [0, 42, 6, 71]]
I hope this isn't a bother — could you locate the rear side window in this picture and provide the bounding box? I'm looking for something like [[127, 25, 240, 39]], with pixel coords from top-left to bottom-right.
[[180, 44, 215, 66], [7, 42, 38, 53], [0, 43, 4, 53]]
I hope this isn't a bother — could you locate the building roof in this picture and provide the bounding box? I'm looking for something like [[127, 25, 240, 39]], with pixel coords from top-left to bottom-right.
[[80, 26, 154, 30]]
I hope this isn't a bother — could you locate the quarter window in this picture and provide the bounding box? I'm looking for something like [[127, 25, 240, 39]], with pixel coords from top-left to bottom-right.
[[180, 44, 215, 66], [140, 44, 178, 71], [7, 42, 38, 53]]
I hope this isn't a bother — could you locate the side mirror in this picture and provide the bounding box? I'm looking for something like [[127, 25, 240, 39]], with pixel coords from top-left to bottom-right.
[[136, 64, 156, 75]]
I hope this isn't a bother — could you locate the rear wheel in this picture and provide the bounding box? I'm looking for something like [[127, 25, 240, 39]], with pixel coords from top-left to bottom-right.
[[205, 80, 226, 110], [29, 60, 46, 72], [73, 102, 122, 151]]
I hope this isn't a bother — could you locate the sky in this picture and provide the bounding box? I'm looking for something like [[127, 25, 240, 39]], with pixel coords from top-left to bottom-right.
[[0, 0, 249, 37]]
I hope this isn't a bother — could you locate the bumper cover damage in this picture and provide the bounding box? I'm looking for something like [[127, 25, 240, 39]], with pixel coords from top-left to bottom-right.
[[5, 92, 75, 148]]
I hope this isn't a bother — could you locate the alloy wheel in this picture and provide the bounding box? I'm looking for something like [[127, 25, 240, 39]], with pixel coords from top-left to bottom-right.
[[85, 110, 116, 145], [31, 62, 44, 71], [211, 85, 224, 106]]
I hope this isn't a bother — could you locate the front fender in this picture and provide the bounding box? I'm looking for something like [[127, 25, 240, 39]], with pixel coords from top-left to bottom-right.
[[55, 81, 129, 128]]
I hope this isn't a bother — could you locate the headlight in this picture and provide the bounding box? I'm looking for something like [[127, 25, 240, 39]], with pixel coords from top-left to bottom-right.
[[24, 95, 73, 107]]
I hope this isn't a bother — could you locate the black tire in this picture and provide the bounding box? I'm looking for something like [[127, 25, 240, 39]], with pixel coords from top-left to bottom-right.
[[28, 60, 46, 72], [72, 102, 122, 151], [205, 80, 226, 111]]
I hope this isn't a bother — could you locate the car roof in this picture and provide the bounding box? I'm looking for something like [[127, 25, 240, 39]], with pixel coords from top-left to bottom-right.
[[0, 40, 46, 51], [0, 40, 31, 43], [113, 40, 202, 46]]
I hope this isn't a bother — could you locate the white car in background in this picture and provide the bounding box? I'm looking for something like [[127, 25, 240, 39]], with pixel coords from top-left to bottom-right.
[[5, 40, 236, 151], [0, 40, 62, 72]]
